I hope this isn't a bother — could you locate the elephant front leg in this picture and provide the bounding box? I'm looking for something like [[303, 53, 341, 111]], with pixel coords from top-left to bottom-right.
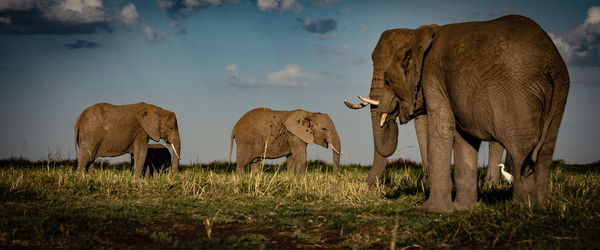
[[453, 130, 480, 210], [288, 144, 307, 174], [132, 142, 148, 178], [250, 162, 261, 175], [421, 104, 455, 213], [415, 115, 429, 189]]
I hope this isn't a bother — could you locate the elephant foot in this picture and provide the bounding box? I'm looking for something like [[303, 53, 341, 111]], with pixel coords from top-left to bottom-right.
[[422, 198, 454, 213], [453, 200, 477, 211]]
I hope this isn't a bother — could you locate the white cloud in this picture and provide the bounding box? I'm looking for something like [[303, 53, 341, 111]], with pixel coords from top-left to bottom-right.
[[359, 24, 368, 33], [585, 6, 600, 24], [141, 24, 167, 42], [119, 3, 139, 26], [257, 0, 301, 12], [45, 0, 109, 24], [225, 64, 239, 78], [226, 63, 337, 87], [550, 6, 600, 67]]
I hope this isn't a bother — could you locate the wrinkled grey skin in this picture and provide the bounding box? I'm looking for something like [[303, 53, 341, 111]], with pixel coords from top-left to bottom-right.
[[75, 102, 181, 178], [483, 142, 506, 188], [131, 144, 172, 177], [230, 108, 342, 175], [381, 15, 569, 212], [345, 29, 506, 189]]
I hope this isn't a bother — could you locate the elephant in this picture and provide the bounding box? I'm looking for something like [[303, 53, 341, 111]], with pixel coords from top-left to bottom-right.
[[344, 27, 506, 189], [229, 108, 344, 175], [75, 102, 181, 178], [130, 143, 172, 177], [375, 15, 569, 212]]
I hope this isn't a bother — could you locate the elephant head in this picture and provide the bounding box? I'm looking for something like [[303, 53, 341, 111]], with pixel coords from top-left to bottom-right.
[[345, 29, 415, 158], [382, 26, 435, 124], [284, 110, 344, 173], [135, 103, 181, 172]]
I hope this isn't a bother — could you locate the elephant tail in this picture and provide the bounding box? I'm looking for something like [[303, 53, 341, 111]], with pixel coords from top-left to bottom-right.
[[229, 131, 235, 165], [530, 71, 569, 163]]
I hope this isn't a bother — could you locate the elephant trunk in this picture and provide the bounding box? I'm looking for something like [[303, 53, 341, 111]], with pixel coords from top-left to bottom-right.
[[370, 68, 399, 157], [169, 135, 181, 173], [329, 132, 341, 175], [365, 67, 398, 186]]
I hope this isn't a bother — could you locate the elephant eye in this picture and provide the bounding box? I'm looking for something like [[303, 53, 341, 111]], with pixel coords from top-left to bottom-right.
[[322, 128, 327, 131]]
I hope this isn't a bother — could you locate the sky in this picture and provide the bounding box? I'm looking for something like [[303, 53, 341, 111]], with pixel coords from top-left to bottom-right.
[[0, 0, 599, 165]]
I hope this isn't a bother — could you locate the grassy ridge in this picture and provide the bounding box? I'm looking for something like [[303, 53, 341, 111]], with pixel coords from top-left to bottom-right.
[[0, 159, 599, 248]]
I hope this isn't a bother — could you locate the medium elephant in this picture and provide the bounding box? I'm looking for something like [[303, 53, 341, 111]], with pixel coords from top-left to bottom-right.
[[378, 15, 569, 212], [344, 27, 506, 189], [131, 143, 172, 177], [75, 102, 181, 178], [229, 108, 344, 175]]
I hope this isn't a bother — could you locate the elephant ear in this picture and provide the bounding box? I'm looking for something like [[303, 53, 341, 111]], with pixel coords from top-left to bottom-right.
[[407, 26, 435, 94], [136, 107, 161, 142], [284, 110, 314, 144]]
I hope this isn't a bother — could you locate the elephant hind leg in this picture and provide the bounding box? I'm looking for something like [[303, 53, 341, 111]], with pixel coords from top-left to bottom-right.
[[507, 149, 536, 206], [76, 144, 97, 172], [453, 130, 481, 211]]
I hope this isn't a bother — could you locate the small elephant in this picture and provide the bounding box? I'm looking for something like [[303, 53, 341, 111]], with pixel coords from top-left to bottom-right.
[[379, 15, 568, 212], [75, 102, 181, 178], [229, 108, 344, 175], [131, 144, 172, 177]]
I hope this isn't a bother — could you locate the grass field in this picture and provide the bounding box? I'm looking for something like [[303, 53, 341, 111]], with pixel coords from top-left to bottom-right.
[[1, 158, 599, 248]]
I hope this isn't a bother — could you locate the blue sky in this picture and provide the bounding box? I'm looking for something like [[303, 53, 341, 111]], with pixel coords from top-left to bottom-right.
[[0, 0, 599, 165]]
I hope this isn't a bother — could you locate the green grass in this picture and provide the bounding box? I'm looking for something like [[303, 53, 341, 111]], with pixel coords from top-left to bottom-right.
[[0, 158, 599, 248]]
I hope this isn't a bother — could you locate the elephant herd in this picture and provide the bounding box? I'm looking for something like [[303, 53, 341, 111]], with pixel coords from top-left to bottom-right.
[[74, 15, 569, 213]]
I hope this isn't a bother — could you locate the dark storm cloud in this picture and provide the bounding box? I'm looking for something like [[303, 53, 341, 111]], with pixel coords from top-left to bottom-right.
[[0, 9, 111, 34], [157, 0, 229, 34], [297, 18, 337, 34], [65, 40, 100, 50], [0, 5, 112, 35], [157, 0, 224, 19]]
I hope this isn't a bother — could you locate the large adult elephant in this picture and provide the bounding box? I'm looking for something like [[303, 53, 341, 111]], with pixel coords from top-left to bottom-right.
[[229, 108, 344, 175], [344, 28, 506, 188], [75, 102, 181, 178], [377, 15, 569, 212]]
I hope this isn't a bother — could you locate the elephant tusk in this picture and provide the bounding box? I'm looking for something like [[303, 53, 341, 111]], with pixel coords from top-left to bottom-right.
[[380, 113, 388, 127], [329, 143, 348, 157], [358, 95, 379, 105], [170, 143, 180, 160], [344, 99, 368, 109]]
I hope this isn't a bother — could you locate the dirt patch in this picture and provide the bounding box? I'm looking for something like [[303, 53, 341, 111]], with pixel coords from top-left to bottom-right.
[[108, 220, 378, 248]]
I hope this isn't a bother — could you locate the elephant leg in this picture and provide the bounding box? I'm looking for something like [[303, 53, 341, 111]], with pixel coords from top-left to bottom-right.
[[132, 144, 147, 178], [508, 149, 536, 206], [421, 102, 455, 213], [533, 114, 562, 204], [289, 145, 307, 174], [453, 130, 481, 210], [415, 115, 429, 189], [76, 143, 97, 172], [250, 162, 261, 175], [366, 152, 387, 186], [483, 141, 504, 188], [236, 151, 251, 176], [286, 154, 295, 173], [76, 151, 92, 172], [296, 147, 307, 174]]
